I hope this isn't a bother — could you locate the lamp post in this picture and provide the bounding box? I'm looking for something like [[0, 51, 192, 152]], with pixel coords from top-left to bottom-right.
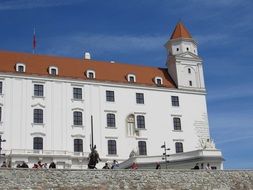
[[0, 135, 6, 159], [161, 141, 170, 169]]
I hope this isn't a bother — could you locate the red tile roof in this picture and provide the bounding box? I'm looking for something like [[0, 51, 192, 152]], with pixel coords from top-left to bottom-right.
[[0, 51, 176, 88], [170, 22, 192, 40]]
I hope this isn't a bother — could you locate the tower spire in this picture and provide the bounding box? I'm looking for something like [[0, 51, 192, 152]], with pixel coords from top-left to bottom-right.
[[170, 22, 192, 40]]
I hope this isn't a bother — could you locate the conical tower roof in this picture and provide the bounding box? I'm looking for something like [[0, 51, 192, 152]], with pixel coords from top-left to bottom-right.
[[170, 22, 192, 40]]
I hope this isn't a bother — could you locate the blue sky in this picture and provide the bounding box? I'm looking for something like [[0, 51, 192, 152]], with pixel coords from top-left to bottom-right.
[[0, 0, 252, 169]]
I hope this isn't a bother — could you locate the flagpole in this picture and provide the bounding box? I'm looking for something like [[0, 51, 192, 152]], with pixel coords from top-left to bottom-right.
[[33, 26, 36, 54]]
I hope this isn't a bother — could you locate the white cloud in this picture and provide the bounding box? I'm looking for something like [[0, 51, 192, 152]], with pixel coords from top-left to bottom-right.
[[0, 0, 86, 10]]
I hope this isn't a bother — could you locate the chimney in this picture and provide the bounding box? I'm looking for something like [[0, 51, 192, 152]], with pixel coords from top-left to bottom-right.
[[84, 52, 91, 60]]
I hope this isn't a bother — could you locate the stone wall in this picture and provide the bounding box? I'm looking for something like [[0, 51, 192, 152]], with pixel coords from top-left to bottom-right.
[[0, 169, 252, 190]]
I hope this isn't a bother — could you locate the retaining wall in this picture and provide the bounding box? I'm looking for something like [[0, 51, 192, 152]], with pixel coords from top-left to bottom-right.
[[0, 169, 252, 190]]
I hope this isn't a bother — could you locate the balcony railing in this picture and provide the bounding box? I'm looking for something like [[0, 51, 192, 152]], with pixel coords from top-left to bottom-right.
[[2, 149, 89, 157]]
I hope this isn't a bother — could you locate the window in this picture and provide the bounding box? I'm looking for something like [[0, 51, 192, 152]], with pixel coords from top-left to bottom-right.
[[108, 140, 117, 155], [129, 76, 135, 82], [34, 84, 44, 97], [0, 81, 2, 94], [86, 70, 95, 79], [136, 93, 144, 104], [154, 77, 163, 86], [107, 113, 115, 127], [176, 48, 179, 51], [189, 81, 192, 86], [171, 96, 179, 107], [0, 107, 2, 122], [188, 68, 191, 74], [16, 63, 26, 72], [88, 72, 94, 79], [127, 74, 136, 83], [175, 142, 183, 153], [138, 141, 147, 155], [73, 111, 83, 126], [74, 139, 83, 152], [33, 109, 43, 124], [106, 91, 115, 102], [49, 66, 58, 75], [51, 69, 57, 75], [186, 47, 189, 51], [18, 65, 24, 72], [137, 115, 145, 129], [33, 137, 43, 150], [157, 79, 162, 85], [173, 117, 181, 130], [73, 88, 82, 100]]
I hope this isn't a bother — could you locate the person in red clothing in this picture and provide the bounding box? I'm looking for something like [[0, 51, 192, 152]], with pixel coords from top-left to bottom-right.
[[131, 162, 138, 170]]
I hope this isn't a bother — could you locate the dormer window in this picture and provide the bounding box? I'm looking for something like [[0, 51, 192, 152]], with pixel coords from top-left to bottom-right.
[[127, 74, 136, 83], [16, 63, 26, 72], [49, 66, 58, 76], [154, 77, 163, 86], [86, 70, 95, 79]]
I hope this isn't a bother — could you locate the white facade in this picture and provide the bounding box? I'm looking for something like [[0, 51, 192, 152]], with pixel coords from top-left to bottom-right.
[[0, 23, 223, 169]]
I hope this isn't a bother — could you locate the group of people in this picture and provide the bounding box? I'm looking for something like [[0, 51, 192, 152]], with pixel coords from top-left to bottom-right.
[[102, 160, 120, 169], [102, 160, 139, 170], [192, 163, 212, 170], [31, 161, 56, 169]]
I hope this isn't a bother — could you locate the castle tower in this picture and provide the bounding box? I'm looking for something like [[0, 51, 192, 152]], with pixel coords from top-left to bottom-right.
[[165, 22, 205, 91]]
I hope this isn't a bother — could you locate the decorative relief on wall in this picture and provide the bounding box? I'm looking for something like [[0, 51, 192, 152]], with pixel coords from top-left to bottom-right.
[[194, 113, 216, 149]]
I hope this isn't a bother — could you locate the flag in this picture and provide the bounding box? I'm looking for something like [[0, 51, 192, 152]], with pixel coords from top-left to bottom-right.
[[33, 26, 36, 53]]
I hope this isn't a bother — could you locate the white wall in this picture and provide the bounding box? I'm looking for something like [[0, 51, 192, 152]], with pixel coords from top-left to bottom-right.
[[0, 74, 210, 164]]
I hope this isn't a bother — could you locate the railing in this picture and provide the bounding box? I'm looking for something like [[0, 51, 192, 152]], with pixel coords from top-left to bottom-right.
[[2, 149, 89, 157], [118, 149, 223, 169]]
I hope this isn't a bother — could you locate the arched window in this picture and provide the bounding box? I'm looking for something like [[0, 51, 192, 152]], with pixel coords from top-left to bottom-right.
[[127, 74, 136, 83], [86, 70, 95, 79], [173, 117, 181, 130], [137, 115, 145, 129], [73, 111, 83, 126], [138, 141, 147, 155], [49, 66, 58, 75], [108, 140, 117, 155], [33, 137, 43, 150], [16, 63, 26, 72], [154, 77, 163, 86], [33, 109, 43, 124], [74, 139, 83, 152], [188, 68, 191, 74], [107, 113, 115, 127], [175, 142, 183, 153]]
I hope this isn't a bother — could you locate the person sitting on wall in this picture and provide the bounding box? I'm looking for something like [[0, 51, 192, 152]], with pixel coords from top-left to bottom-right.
[[49, 162, 56, 169], [131, 162, 138, 170], [38, 161, 43, 168], [111, 160, 119, 169], [156, 162, 161, 169], [193, 163, 200, 170], [32, 164, 38, 169], [21, 161, 29, 168], [205, 163, 211, 170], [102, 163, 110, 169]]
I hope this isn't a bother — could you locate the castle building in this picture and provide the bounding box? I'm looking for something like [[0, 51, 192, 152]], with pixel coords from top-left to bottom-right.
[[0, 22, 223, 169]]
